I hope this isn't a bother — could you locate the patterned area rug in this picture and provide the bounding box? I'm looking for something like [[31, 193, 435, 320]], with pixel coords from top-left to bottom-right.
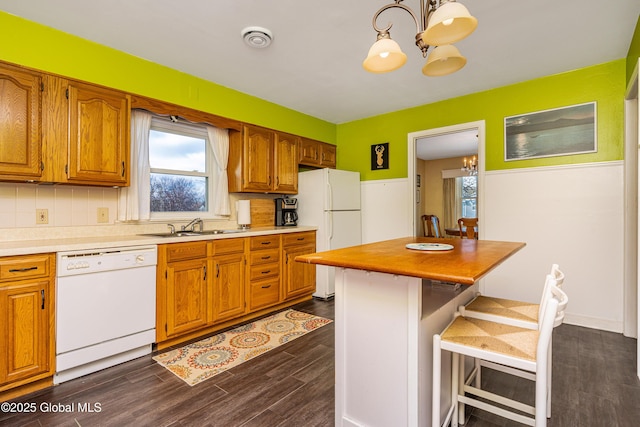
[[153, 309, 332, 386]]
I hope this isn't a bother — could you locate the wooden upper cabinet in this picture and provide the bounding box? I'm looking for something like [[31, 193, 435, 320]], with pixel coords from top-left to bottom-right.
[[242, 125, 274, 192], [299, 137, 319, 165], [274, 132, 299, 194], [299, 137, 336, 169], [228, 124, 298, 194], [0, 63, 43, 180], [67, 82, 130, 186], [320, 143, 336, 168]]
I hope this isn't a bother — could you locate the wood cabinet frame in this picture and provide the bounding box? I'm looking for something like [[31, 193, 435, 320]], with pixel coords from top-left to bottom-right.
[[0, 253, 55, 400], [156, 232, 316, 350], [228, 124, 300, 194]]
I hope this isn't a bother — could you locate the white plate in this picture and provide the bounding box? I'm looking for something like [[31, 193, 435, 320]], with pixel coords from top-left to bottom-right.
[[406, 243, 454, 251]]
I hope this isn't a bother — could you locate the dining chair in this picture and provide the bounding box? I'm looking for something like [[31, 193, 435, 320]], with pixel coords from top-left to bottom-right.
[[457, 217, 478, 239], [432, 280, 568, 427], [422, 214, 442, 238]]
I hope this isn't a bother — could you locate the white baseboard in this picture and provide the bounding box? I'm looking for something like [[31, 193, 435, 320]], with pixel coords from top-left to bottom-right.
[[564, 313, 623, 334]]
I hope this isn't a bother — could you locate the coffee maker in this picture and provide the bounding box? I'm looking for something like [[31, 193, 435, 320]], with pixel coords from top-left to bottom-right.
[[275, 197, 298, 226]]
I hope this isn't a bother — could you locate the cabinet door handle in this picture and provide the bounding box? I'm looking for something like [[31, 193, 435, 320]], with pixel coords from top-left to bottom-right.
[[261, 270, 271, 275], [261, 285, 272, 289], [9, 266, 38, 273], [261, 255, 271, 260], [41, 289, 45, 310], [297, 237, 305, 241], [203, 265, 207, 281], [121, 161, 125, 177], [216, 264, 220, 278], [261, 241, 271, 245]]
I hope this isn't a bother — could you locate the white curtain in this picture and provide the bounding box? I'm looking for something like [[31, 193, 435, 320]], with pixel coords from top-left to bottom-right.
[[443, 177, 457, 229], [118, 109, 152, 221], [207, 125, 230, 216]]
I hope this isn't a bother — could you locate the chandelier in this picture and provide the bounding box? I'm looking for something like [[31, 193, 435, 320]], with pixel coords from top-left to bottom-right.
[[363, 0, 477, 76], [462, 156, 477, 175]]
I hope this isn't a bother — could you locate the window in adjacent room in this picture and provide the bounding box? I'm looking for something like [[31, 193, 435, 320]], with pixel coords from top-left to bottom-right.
[[148, 117, 212, 219], [459, 175, 477, 218]]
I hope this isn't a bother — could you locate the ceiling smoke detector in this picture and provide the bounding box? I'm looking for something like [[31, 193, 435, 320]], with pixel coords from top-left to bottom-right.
[[242, 26, 273, 48]]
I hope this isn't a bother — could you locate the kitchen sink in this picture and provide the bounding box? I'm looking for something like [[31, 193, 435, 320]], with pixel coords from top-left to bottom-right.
[[198, 229, 246, 235], [139, 229, 245, 238]]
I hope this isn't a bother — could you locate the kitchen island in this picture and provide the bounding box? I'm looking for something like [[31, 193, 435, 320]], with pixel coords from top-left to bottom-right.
[[296, 237, 525, 427]]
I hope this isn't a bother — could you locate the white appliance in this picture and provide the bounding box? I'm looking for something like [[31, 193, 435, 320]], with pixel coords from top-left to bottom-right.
[[297, 168, 362, 299], [55, 245, 157, 384]]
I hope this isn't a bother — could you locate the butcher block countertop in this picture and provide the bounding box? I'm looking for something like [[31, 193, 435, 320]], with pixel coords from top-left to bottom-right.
[[296, 237, 525, 285], [0, 226, 317, 257]]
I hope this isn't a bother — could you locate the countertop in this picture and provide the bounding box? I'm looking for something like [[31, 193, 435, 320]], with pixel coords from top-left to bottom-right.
[[0, 226, 317, 257], [295, 236, 525, 285]]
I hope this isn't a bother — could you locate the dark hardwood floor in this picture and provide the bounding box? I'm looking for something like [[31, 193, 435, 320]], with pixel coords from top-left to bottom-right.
[[1, 299, 639, 427]]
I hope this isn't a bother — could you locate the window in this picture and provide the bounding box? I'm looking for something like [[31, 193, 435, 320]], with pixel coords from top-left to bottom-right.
[[459, 175, 477, 218], [148, 117, 214, 219]]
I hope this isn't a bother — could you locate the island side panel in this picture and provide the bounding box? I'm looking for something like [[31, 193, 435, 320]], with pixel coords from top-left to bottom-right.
[[335, 267, 423, 427]]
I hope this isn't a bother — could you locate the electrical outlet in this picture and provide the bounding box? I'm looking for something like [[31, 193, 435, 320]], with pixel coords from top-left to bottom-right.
[[36, 209, 49, 224], [97, 207, 109, 223]]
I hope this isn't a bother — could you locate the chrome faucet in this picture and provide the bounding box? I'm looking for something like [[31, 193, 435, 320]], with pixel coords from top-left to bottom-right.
[[167, 223, 176, 234], [182, 218, 203, 232]]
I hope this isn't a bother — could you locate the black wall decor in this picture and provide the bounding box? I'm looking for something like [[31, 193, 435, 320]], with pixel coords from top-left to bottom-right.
[[371, 142, 389, 170]]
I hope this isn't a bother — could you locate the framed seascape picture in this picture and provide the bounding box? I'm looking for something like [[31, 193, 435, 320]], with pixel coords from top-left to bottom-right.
[[504, 102, 596, 161]]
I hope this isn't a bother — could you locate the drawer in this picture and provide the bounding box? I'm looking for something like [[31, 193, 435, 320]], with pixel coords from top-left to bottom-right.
[[282, 231, 316, 247], [211, 238, 246, 255], [250, 262, 280, 281], [249, 278, 280, 311], [249, 248, 280, 265], [0, 254, 52, 282], [165, 242, 208, 262], [250, 235, 280, 251]]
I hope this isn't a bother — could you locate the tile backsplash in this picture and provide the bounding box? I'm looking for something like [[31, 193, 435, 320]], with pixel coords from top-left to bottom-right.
[[0, 183, 277, 242], [0, 183, 119, 229]]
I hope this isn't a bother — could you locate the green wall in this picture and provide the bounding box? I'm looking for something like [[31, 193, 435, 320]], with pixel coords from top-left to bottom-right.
[[0, 10, 628, 183], [627, 15, 640, 84], [336, 60, 625, 180], [0, 11, 335, 143]]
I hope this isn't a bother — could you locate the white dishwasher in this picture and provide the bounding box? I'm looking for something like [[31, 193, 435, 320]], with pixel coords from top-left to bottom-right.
[[55, 245, 157, 384]]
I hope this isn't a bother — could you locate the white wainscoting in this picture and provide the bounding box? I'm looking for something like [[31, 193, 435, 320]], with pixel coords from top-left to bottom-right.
[[361, 178, 412, 244], [482, 161, 624, 332]]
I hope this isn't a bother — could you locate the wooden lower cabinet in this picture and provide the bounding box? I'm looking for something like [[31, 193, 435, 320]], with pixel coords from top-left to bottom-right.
[[247, 235, 281, 311], [165, 258, 209, 338], [156, 232, 316, 349], [0, 253, 55, 399], [157, 241, 208, 342], [282, 232, 317, 300], [211, 239, 246, 322]]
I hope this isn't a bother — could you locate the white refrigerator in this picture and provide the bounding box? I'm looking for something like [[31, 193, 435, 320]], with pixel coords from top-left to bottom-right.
[[296, 168, 362, 299]]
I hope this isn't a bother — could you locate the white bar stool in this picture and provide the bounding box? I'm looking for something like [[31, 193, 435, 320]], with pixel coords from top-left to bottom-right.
[[432, 280, 568, 427], [458, 264, 565, 417], [459, 264, 565, 329]]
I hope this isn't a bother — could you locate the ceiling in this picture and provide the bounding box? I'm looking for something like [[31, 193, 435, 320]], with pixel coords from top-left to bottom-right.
[[416, 129, 478, 160], [1, 0, 638, 126]]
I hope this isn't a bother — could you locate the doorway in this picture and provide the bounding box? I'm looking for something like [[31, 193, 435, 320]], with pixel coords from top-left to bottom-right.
[[623, 59, 639, 379], [407, 121, 486, 238]]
